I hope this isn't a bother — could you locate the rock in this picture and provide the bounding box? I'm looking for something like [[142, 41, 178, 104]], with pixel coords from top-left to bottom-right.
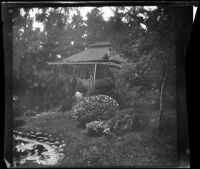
[[44, 141, 51, 144], [43, 133, 49, 136], [59, 144, 66, 148], [18, 131, 23, 135], [43, 137, 49, 141], [23, 132, 30, 135], [13, 130, 18, 133], [36, 132, 42, 135], [38, 139, 44, 142], [55, 141, 60, 144], [49, 138, 55, 142], [58, 148, 64, 152]]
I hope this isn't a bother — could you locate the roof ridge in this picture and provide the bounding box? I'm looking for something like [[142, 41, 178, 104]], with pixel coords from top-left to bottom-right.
[[88, 41, 111, 48]]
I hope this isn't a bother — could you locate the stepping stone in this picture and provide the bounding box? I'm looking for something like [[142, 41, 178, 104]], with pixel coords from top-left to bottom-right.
[[49, 138, 55, 142], [59, 144, 65, 148], [43, 133, 49, 136], [48, 134, 52, 137], [58, 144, 66, 148], [61, 140, 65, 143], [55, 141, 60, 144], [44, 141, 51, 144], [13, 130, 18, 133], [24, 132, 31, 136], [18, 131, 23, 135], [36, 132, 42, 135], [30, 131, 35, 134], [38, 139, 44, 142], [43, 137, 49, 141]]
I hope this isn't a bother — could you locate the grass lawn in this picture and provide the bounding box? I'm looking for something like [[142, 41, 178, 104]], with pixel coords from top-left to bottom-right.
[[15, 108, 177, 168]]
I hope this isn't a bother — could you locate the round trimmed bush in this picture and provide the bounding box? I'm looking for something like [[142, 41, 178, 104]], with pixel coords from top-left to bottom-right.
[[72, 95, 119, 128]]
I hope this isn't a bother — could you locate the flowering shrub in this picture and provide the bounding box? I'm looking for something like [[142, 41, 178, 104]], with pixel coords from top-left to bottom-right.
[[72, 95, 119, 128], [86, 121, 105, 136]]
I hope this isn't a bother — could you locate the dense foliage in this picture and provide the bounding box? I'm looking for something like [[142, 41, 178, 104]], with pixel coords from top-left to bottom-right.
[[72, 95, 119, 128], [83, 108, 144, 137], [11, 6, 176, 115], [94, 77, 115, 91]]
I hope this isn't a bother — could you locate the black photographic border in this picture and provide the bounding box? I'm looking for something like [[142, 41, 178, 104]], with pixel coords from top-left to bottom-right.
[[2, 0, 198, 168]]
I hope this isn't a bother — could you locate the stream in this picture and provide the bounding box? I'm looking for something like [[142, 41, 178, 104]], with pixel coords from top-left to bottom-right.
[[13, 130, 65, 167]]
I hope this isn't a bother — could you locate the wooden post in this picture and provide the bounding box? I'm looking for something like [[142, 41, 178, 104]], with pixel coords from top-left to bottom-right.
[[80, 66, 83, 78], [93, 63, 97, 86]]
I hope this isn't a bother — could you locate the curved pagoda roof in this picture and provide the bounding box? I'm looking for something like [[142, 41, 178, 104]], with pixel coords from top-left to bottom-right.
[[47, 41, 127, 66]]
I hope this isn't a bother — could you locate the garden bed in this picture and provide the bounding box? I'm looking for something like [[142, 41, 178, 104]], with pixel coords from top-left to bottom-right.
[[14, 108, 177, 167]]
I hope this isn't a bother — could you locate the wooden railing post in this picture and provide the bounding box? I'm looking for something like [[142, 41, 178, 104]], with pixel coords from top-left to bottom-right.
[[93, 63, 97, 86]]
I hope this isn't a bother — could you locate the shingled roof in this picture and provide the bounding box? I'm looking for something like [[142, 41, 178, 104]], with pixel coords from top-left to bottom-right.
[[62, 41, 126, 63], [63, 46, 111, 62], [47, 41, 127, 65]]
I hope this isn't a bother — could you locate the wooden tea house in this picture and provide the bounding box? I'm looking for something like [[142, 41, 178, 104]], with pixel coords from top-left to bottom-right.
[[47, 41, 127, 88]]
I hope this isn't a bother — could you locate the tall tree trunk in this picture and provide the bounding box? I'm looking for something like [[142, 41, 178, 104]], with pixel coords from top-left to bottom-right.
[[158, 55, 168, 137]]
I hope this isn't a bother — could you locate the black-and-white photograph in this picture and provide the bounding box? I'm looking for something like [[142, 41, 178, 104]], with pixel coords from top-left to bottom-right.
[[3, 1, 195, 168]]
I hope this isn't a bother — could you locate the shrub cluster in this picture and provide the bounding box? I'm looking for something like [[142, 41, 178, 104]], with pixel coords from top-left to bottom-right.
[[72, 95, 119, 128], [105, 108, 140, 135], [85, 121, 105, 136], [83, 108, 142, 137]]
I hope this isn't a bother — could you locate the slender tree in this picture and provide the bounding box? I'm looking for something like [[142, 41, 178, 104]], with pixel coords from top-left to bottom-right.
[[158, 55, 168, 137]]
